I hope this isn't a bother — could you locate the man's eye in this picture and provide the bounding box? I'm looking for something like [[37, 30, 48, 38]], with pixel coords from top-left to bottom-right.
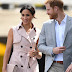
[[26, 14, 30, 16], [22, 14, 24, 16]]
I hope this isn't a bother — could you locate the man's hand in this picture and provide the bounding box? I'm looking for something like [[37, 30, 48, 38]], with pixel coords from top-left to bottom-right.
[[65, 64, 72, 72], [53, 46, 66, 54]]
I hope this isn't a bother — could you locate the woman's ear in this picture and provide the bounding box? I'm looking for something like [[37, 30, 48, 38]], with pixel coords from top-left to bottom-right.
[[33, 14, 35, 18], [20, 17, 22, 19], [33, 14, 36, 19]]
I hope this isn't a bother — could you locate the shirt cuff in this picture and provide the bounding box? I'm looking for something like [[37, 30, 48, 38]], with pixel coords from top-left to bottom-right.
[[51, 51, 55, 57]]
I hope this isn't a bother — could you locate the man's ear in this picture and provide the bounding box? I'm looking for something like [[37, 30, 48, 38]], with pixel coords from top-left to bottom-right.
[[54, 6, 58, 12]]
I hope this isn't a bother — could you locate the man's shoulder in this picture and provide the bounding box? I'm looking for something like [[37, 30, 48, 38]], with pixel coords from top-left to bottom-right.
[[43, 19, 54, 25], [67, 15, 72, 20]]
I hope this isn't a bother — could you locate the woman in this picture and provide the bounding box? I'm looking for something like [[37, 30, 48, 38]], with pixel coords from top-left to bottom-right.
[[2, 4, 42, 72]]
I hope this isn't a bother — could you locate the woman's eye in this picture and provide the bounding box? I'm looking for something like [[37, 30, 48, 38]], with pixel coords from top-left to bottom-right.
[[26, 14, 30, 16], [21, 14, 30, 16], [22, 14, 24, 16]]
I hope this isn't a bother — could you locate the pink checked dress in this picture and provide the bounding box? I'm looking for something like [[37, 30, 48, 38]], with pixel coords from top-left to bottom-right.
[[9, 22, 40, 72]]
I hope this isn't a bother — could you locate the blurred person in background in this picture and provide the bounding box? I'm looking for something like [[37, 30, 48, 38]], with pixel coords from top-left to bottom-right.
[[2, 4, 42, 72], [38, 0, 72, 72]]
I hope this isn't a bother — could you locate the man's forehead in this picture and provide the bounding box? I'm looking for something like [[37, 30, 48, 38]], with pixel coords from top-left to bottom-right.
[[45, 4, 52, 9], [45, 3, 51, 8]]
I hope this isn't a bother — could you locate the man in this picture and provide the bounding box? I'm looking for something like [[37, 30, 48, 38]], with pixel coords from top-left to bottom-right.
[[38, 0, 72, 72]]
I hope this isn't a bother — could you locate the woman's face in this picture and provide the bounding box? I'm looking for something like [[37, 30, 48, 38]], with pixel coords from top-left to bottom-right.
[[21, 9, 34, 25]]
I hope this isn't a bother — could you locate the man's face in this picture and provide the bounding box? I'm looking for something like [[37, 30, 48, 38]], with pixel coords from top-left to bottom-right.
[[45, 3, 58, 19]]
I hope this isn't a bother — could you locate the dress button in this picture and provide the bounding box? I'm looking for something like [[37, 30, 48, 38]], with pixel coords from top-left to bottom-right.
[[19, 26, 22, 29], [21, 45, 23, 48], [34, 28, 35, 30], [29, 66, 30, 68], [28, 63, 30, 68], [30, 46, 32, 49], [21, 65, 23, 67], [20, 55, 23, 58], [34, 28, 36, 32], [33, 38, 35, 39], [30, 57, 31, 58], [15, 65, 18, 67]]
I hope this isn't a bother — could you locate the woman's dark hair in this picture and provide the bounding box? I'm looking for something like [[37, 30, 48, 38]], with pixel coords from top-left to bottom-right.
[[20, 4, 35, 16]]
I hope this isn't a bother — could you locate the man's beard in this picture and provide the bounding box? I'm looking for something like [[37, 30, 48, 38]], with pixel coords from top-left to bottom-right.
[[49, 13, 58, 19]]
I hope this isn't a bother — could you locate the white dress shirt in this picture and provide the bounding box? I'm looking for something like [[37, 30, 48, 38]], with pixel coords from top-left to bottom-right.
[[54, 14, 67, 61]]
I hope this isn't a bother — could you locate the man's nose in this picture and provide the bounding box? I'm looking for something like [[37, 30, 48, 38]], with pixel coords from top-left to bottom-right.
[[47, 12, 49, 15], [47, 11, 49, 15]]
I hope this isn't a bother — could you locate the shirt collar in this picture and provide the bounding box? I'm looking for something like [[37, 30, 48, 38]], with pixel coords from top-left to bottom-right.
[[62, 14, 67, 24], [55, 14, 67, 24]]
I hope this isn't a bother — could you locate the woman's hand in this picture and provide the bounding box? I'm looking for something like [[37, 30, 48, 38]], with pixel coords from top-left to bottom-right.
[[28, 49, 38, 57], [28, 49, 42, 59]]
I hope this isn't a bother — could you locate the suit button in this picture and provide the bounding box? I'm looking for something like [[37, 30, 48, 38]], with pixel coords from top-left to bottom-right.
[[21, 45, 23, 48], [21, 65, 23, 67], [30, 46, 32, 49]]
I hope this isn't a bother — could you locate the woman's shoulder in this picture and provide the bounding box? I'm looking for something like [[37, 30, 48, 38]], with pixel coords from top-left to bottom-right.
[[8, 28, 13, 33], [36, 27, 41, 32], [8, 28, 13, 38], [12, 25, 18, 30], [12, 22, 22, 30], [34, 27, 41, 35]]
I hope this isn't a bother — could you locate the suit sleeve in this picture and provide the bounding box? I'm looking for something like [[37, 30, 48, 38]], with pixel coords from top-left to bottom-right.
[[38, 24, 54, 56]]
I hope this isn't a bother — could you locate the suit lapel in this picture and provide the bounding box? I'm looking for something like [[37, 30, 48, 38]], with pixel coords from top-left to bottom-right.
[[63, 16, 71, 44], [51, 20, 56, 47]]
